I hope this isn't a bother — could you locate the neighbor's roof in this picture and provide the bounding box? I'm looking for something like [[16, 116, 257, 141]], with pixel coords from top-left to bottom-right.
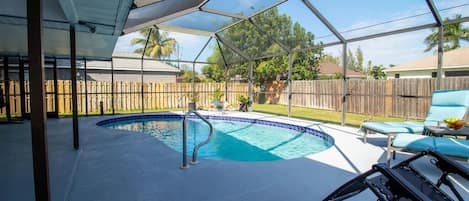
[[319, 62, 365, 78], [385, 47, 469, 72], [85, 52, 180, 73]]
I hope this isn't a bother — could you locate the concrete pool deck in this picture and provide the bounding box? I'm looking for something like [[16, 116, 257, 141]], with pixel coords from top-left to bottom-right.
[[1, 111, 467, 201]]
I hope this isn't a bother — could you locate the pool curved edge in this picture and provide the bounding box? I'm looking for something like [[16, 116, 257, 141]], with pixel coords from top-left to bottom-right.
[[96, 113, 335, 149]]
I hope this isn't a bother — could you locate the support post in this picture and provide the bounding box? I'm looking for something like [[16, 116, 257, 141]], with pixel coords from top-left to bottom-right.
[[140, 58, 144, 113], [224, 68, 228, 102], [341, 43, 348, 126], [3, 57, 11, 121], [287, 53, 293, 118], [140, 29, 153, 113], [53, 58, 58, 116], [19, 57, 26, 119], [111, 58, 115, 115], [215, 39, 229, 103], [84, 59, 88, 116], [70, 24, 79, 150], [192, 63, 195, 98], [436, 26, 443, 89], [27, 0, 51, 199], [248, 60, 253, 110]]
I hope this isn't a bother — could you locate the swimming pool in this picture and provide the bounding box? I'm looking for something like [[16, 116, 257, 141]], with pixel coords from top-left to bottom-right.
[[98, 114, 334, 161]]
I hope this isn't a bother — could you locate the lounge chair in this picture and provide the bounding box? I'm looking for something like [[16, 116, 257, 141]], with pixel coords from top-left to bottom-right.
[[361, 89, 469, 143], [324, 150, 469, 201], [389, 133, 469, 165]]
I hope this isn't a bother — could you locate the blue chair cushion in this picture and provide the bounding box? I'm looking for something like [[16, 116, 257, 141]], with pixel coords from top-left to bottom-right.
[[392, 134, 435, 151], [363, 121, 424, 134], [431, 90, 469, 107], [392, 134, 469, 159], [434, 138, 469, 158], [425, 105, 467, 123]]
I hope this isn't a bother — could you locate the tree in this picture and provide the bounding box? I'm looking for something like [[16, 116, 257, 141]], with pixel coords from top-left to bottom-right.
[[202, 8, 323, 84], [356, 47, 364, 72], [321, 54, 340, 65], [292, 50, 322, 80], [424, 14, 469, 52], [366, 60, 373, 79], [201, 64, 225, 82], [131, 28, 176, 59], [178, 64, 201, 83], [369, 65, 386, 80], [346, 49, 356, 70]]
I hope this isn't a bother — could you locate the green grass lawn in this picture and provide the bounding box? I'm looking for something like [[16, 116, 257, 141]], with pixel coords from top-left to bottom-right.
[[2, 104, 416, 128], [252, 104, 419, 127]]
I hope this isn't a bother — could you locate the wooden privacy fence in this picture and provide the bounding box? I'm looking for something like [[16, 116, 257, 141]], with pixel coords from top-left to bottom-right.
[[261, 77, 469, 119], [0, 81, 249, 116], [2, 78, 469, 119]]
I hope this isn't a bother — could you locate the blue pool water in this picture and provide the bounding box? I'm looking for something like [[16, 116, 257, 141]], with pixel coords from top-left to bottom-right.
[[101, 116, 333, 161]]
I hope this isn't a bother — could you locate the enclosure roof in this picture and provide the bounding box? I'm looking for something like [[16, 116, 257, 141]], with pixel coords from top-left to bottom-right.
[[0, 0, 133, 59], [123, 0, 469, 63], [385, 47, 469, 72]]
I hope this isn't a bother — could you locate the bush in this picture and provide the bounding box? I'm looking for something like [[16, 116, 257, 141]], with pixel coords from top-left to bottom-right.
[[212, 88, 224, 101]]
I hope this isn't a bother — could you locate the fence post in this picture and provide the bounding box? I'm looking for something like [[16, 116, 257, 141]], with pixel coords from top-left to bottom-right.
[[100, 101, 104, 115], [3, 56, 11, 121], [385, 79, 393, 117], [287, 53, 293, 117], [341, 43, 347, 126]]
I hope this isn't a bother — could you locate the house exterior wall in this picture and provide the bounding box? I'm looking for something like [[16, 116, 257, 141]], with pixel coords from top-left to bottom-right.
[[86, 70, 177, 82], [2, 67, 178, 82], [386, 67, 469, 79]]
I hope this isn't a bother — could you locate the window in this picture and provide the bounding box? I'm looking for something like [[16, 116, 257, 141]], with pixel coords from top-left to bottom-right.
[[394, 74, 400, 78], [445, 71, 469, 77], [431, 72, 437, 78]]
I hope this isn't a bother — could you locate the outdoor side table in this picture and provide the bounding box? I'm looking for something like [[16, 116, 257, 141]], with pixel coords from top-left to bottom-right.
[[423, 126, 469, 140]]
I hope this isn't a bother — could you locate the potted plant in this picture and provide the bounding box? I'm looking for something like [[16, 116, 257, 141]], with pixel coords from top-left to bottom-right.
[[188, 92, 199, 111], [212, 88, 224, 111], [237, 95, 250, 112]]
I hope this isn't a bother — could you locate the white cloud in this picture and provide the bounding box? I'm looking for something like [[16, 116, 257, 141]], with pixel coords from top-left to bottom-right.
[[325, 29, 435, 68], [165, 31, 212, 61], [325, 1, 468, 68]]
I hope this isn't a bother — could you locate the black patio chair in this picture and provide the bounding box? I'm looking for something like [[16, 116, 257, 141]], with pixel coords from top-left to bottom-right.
[[323, 150, 468, 201]]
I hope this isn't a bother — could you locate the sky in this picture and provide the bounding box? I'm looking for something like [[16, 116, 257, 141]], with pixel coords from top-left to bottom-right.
[[114, 0, 469, 71]]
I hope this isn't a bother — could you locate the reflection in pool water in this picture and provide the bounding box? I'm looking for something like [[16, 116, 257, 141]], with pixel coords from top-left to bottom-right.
[[102, 118, 333, 161]]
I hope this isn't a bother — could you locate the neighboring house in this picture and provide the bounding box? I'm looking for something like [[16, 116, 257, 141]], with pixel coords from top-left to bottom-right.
[[1, 52, 180, 82], [385, 47, 469, 79], [85, 52, 180, 82], [319, 62, 365, 79]]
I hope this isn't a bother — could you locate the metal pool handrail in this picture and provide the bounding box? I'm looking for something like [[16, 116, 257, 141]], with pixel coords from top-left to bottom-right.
[[181, 110, 214, 169]]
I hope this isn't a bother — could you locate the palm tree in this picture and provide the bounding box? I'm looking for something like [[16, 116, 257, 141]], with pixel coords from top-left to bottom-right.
[[424, 14, 469, 52], [369, 65, 386, 80], [131, 28, 177, 59]]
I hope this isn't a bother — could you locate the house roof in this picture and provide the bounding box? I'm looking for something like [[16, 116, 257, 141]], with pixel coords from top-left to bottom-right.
[[85, 52, 180, 73], [319, 62, 365, 78], [385, 47, 469, 72]]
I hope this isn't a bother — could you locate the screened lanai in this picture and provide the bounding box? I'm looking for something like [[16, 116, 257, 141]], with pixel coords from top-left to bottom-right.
[[1, 0, 469, 201], [122, 0, 469, 123]]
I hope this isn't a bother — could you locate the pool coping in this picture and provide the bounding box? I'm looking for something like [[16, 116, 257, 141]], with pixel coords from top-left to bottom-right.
[[96, 113, 335, 149]]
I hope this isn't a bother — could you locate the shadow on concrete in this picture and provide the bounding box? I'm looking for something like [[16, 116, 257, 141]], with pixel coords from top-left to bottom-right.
[[0, 115, 374, 201]]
